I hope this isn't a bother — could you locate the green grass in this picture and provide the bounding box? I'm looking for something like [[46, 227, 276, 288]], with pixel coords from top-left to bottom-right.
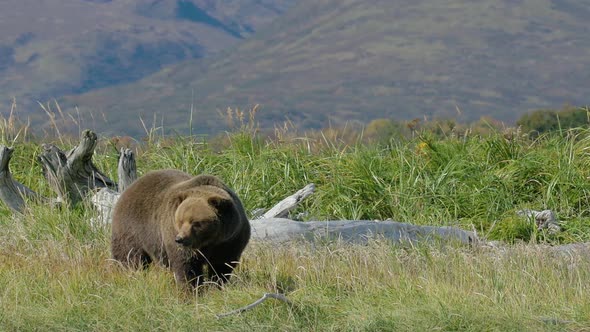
[[1, 126, 590, 330]]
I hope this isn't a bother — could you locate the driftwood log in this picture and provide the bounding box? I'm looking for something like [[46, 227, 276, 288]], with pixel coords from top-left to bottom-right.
[[38, 130, 116, 205], [0, 145, 41, 213], [517, 209, 561, 233], [90, 182, 477, 245], [250, 218, 476, 245], [0, 131, 136, 214]]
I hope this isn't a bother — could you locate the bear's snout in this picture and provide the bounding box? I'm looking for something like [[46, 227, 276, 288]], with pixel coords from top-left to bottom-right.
[[175, 235, 189, 245]]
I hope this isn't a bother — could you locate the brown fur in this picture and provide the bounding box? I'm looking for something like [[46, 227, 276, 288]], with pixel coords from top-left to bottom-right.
[[111, 169, 250, 288]]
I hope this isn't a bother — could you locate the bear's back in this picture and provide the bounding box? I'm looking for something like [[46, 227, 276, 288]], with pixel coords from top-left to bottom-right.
[[112, 169, 191, 228]]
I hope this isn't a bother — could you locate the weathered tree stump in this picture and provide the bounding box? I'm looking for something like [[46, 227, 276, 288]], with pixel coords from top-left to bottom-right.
[[38, 130, 116, 205], [0, 145, 41, 213], [117, 148, 137, 193], [90, 149, 138, 225]]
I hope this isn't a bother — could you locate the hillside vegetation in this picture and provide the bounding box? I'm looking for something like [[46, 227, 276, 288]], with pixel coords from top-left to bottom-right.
[[0, 113, 590, 329], [64, 0, 590, 136]]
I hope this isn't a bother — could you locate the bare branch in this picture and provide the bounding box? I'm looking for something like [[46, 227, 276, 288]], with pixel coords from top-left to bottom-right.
[[216, 293, 292, 318], [259, 183, 315, 219]]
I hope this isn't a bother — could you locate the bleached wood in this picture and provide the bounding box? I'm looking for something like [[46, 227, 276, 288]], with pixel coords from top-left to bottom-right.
[[259, 183, 315, 219], [38, 130, 116, 205], [517, 209, 561, 233], [88, 186, 590, 254], [90, 188, 120, 226], [250, 218, 476, 245], [216, 293, 292, 318], [0, 145, 40, 213], [90, 188, 477, 245], [117, 148, 137, 193], [88, 186, 590, 252]]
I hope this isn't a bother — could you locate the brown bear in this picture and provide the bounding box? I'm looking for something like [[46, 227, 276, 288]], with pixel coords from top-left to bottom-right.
[[111, 169, 251, 288]]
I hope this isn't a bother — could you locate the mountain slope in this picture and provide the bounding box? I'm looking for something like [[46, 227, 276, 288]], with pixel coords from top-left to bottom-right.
[[0, 0, 296, 116], [65, 0, 590, 136]]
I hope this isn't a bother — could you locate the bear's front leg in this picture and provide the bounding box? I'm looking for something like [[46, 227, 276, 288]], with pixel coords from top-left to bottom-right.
[[206, 233, 249, 285], [167, 246, 205, 289], [208, 261, 237, 285], [172, 260, 204, 289]]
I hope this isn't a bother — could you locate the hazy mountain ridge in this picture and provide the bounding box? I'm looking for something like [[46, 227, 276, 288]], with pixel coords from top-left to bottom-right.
[[62, 0, 590, 137], [0, 0, 296, 119]]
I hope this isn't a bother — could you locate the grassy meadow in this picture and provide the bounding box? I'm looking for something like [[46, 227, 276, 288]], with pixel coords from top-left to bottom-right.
[[1, 115, 590, 331]]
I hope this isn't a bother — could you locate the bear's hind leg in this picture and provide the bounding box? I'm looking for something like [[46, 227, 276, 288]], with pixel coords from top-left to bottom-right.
[[112, 237, 152, 269]]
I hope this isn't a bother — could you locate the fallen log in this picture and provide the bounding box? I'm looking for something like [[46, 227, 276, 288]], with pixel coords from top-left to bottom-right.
[[90, 187, 477, 245], [0, 145, 41, 213], [38, 130, 116, 205], [250, 218, 476, 245]]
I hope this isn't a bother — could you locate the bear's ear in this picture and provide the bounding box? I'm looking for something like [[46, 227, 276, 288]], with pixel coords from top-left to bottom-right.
[[170, 192, 189, 209], [208, 195, 231, 210]]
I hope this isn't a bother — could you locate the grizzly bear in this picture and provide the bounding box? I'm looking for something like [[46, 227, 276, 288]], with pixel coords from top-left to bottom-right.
[[111, 169, 251, 288]]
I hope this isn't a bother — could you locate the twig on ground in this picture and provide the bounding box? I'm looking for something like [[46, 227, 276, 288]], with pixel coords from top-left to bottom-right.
[[216, 293, 292, 318]]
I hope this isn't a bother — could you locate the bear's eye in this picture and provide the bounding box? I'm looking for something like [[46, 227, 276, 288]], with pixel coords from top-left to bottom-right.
[[191, 222, 203, 230], [191, 219, 215, 230]]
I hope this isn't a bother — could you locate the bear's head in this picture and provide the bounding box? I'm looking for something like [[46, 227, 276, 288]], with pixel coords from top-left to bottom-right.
[[173, 192, 234, 248]]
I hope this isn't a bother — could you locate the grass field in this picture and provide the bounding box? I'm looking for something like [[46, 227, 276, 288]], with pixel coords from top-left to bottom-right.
[[0, 119, 589, 330]]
